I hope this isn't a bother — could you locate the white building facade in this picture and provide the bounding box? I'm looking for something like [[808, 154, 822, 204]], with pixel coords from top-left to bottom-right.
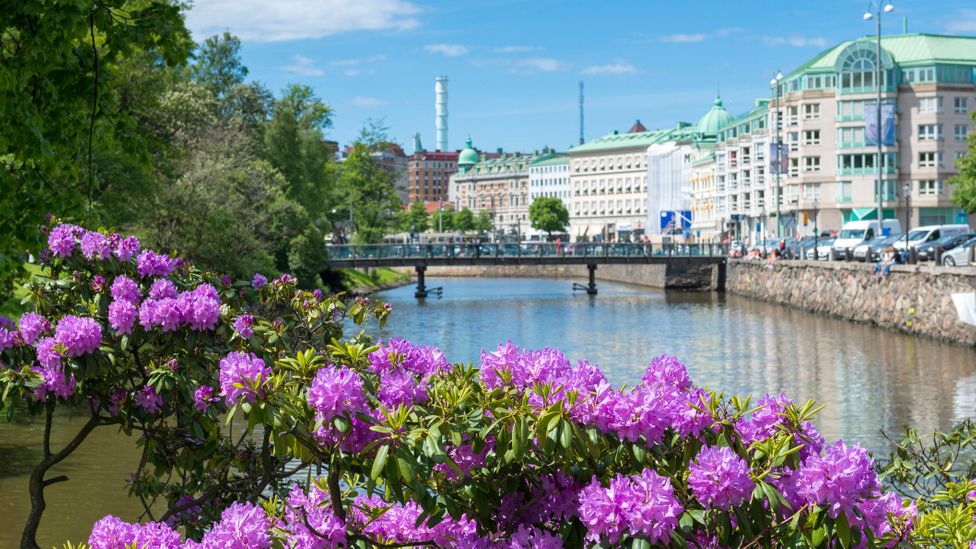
[[527, 155, 570, 240]]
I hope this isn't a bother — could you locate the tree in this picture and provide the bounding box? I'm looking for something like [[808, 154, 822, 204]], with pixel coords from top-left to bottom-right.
[[475, 211, 494, 233], [454, 207, 475, 232], [337, 142, 399, 243], [0, 0, 192, 298], [431, 208, 454, 232], [402, 202, 429, 233], [191, 32, 248, 107], [263, 84, 336, 225], [950, 111, 976, 213], [529, 197, 570, 240]]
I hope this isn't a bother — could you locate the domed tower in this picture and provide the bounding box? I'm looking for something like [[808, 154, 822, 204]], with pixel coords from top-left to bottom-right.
[[695, 95, 734, 143], [457, 136, 479, 173]]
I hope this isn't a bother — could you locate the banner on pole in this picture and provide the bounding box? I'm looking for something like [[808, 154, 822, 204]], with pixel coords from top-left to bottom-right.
[[770, 143, 789, 175], [864, 102, 895, 146]]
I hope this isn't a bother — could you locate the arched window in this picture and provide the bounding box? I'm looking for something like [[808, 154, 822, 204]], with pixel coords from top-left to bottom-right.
[[835, 42, 894, 93]]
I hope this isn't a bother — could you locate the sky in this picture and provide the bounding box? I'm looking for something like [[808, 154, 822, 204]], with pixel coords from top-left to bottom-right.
[[185, 0, 976, 153]]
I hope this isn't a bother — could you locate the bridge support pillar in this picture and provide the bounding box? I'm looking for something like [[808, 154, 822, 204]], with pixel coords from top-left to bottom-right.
[[586, 264, 598, 295], [415, 265, 427, 298]]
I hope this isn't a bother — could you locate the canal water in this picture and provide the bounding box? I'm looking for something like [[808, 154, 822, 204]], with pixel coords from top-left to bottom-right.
[[1, 277, 973, 546]]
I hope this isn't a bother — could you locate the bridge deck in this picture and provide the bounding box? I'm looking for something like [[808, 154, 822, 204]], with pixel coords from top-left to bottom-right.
[[325, 243, 728, 268]]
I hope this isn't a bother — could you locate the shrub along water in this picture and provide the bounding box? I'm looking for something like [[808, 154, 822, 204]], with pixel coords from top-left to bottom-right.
[[0, 223, 973, 548]]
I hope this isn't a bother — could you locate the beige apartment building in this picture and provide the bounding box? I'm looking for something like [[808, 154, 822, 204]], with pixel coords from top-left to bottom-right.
[[697, 33, 976, 243]]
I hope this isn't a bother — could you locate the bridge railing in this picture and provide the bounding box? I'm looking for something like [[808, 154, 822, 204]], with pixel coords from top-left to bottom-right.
[[325, 242, 728, 261]]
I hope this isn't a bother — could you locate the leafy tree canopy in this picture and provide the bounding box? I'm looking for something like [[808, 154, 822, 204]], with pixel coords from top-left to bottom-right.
[[529, 197, 569, 238]]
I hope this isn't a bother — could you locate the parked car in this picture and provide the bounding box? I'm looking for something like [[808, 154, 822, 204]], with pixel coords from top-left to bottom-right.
[[805, 238, 835, 260], [915, 233, 974, 262], [867, 233, 905, 262], [833, 219, 901, 260], [893, 224, 971, 251], [941, 235, 976, 266], [852, 237, 885, 262]]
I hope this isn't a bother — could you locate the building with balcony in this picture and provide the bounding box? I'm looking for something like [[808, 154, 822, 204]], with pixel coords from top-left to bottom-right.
[[702, 33, 976, 243]]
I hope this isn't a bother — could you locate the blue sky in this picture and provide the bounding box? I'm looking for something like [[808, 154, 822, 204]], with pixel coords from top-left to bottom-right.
[[186, 0, 976, 153]]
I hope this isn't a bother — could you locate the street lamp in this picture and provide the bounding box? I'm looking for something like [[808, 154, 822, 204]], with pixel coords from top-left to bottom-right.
[[903, 180, 911, 253], [813, 197, 820, 260], [864, 2, 894, 231], [770, 70, 783, 239]]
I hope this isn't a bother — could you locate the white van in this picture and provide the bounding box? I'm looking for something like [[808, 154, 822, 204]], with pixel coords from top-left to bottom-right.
[[832, 220, 901, 259], [893, 224, 971, 250]]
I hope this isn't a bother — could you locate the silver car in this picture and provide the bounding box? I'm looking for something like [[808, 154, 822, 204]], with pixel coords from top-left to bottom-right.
[[941, 236, 976, 266]]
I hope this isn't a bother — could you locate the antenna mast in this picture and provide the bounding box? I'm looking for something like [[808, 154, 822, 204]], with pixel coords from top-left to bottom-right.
[[578, 81, 584, 145]]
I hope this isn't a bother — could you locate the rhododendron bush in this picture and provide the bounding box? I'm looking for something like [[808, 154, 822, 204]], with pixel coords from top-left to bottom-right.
[[0, 222, 955, 548]]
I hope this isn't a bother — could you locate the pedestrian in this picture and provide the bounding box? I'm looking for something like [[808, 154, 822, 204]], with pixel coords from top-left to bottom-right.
[[875, 246, 897, 277]]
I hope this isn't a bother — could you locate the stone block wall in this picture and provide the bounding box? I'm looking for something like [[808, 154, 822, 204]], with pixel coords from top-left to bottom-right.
[[395, 263, 717, 290], [727, 260, 976, 345]]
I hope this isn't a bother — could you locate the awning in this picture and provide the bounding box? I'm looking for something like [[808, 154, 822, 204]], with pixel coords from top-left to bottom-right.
[[852, 207, 877, 220], [617, 225, 632, 232]]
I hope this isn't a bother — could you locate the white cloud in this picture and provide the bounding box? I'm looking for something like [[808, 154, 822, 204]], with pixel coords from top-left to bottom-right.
[[582, 62, 637, 76], [946, 10, 976, 33], [512, 58, 569, 74], [494, 45, 534, 53], [279, 55, 324, 76], [424, 43, 469, 56], [658, 33, 706, 43], [351, 96, 387, 108], [762, 36, 829, 48], [186, 0, 420, 42], [330, 55, 386, 76]]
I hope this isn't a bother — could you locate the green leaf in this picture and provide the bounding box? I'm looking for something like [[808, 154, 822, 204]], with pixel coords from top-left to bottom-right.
[[371, 444, 390, 480], [834, 512, 851, 549]]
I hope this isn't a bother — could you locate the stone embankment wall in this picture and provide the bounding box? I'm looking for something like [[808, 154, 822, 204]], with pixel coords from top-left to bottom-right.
[[727, 259, 976, 345], [398, 263, 717, 290]]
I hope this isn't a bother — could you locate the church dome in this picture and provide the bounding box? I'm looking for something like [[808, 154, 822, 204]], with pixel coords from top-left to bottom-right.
[[696, 95, 734, 137], [458, 136, 479, 166]]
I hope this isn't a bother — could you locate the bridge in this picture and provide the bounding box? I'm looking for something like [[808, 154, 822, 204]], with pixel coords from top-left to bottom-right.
[[325, 242, 729, 298]]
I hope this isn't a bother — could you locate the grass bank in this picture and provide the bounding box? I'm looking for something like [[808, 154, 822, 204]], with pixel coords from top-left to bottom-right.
[[338, 267, 411, 295]]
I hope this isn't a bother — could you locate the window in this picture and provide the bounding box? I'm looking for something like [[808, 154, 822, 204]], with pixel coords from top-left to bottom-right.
[[803, 103, 821, 119], [837, 181, 853, 202], [918, 180, 942, 196], [955, 97, 969, 114], [838, 127, 865, 146], [803, 183, 821, 199], [803, 130, 821, 145], [918, 97, 942, 113], [918, 124, 942, 141], [955, 124, 969, 141], [803, 156, 821, 172], [918, 152, 941, 168]]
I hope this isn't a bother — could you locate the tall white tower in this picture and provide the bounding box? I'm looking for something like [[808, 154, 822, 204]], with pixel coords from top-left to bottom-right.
[[435, 76, 448, 152]]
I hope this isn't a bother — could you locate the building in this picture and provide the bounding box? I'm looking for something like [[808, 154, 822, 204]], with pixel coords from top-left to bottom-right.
[[371, 143, 409, 204], [708, 33, 976, 242], [646, 127, 697, 237], [451, 138, 555, 239], [527, 154, 570, 240], [567, 121, 696, 242], [689, 96, 735, 241]]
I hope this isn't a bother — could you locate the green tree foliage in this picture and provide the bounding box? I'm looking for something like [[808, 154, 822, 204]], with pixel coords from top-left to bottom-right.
[[190, 32, 247, 107], [529, 197, 570, 239], [475, 210, 494, 233], [454, 207, 475, 232], [0, 0, 192, 296], [337, 142, 399, 243], [402, 202, 430, 233], [431, 208, 454, 232], [950, 111, 976, 212], [263, 84, 336, 224]]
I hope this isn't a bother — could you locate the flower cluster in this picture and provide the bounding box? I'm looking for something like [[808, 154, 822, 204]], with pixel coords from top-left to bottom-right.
[[687, 445, 755, 510], [138, 283, 221, 333], [136, 250, 178, 278], [218, 352, 270, 405], [578, 468, 683, 545], [18, 312, 50, 345], [233, 315, 253, 339], [48, 225, 141, 262]]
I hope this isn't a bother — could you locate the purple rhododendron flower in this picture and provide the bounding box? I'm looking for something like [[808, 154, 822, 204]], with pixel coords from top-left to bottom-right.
[[136, 250, 177, 278], [48, 224, 81, 257], [88, 515, 135, 548], [35, 337, 62, 369], [219, 352, 270, 405], [108, 299, 137, 335], [641, 354, 692, 390], [18, 312, 50, 345], [307, 365, 368, 423], [688, 445, 755, 510], [111, 275, 141, 303], [80, 231, 112, 260], [177, 284, 221, 331], [736, 393, 792, 445], [578, 469, 683, 545], [33, 362, 77, 400], [90, 274, 107, 293], [282, 483, 347, 548], [855, 491, 916, 544], [369, 337, 451, 380], [199, 501, 271, 548], [149, 278, 178, 300], [233, 315, 253, 339], [251, 273, 267, 289], [136, 386, 163, 414], [0, 326, 18, 352], [796, 441, 879, 519], [377, 369, 429, 408], [54, 315, 102, 356], [350, 494, 479, 547], [194, 385, 216, 412], [114, 235, 140, 262], [130, 521, 182, 549]]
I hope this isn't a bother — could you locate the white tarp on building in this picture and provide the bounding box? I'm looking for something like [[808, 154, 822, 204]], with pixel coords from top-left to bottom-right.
[[646, 142, 693, 236]]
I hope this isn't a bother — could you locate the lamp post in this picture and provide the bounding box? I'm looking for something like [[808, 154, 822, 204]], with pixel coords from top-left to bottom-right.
[[865, 1, 894, 230], [813, 197, 819, 260], [770, 70, 783, 239], [903, 180, 911, 253]]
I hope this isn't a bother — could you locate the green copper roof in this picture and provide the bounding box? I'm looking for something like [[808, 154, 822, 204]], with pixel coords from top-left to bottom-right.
[[530, 155, 569, 167], [463, 151, 557, 176], [458, 136, 479, 165], [696, 95, 735, 137], [569, 123, 696, 154], [785, 33, 976, 79]]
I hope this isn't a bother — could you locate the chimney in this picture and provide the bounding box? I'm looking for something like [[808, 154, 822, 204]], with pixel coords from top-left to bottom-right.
[[435, 76, 448, 152]]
